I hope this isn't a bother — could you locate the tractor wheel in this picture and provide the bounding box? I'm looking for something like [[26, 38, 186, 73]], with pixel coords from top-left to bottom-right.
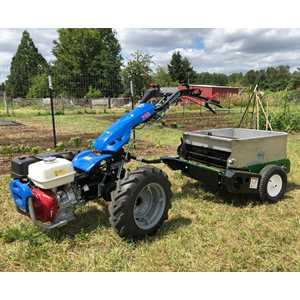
[[109, 166, 172, 240], [258, 165, 287, 202]]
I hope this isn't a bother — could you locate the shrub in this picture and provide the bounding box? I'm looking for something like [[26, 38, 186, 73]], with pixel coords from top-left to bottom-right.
[[269, 111, 300, 132], [27, 74, 49, 99], [87, 139, 95, 149], [85, 86, 102, 99], [55, 142, 65, 151], [68, 136, 82, 147], [84, 109, 96, 114], [55, 110, 65, 115], [0, 145, 42, 155]]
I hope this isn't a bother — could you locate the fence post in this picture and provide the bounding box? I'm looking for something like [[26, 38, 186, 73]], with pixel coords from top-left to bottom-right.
[[283, 92, 288, 117], [130, 80, 136, 148], [4, 91, 9, 115], [108, 97, 111, 109], [48, 75, 57, 148], [240, 96, 243, 113]]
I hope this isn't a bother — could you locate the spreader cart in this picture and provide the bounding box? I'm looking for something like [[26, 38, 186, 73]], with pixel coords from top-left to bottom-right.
[[163, 127, 290, 201]]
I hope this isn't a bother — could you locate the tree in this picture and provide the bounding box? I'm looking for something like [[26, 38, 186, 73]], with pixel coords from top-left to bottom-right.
[[52, 28, 122, 98], [264, 65, 290, 91], [168, 51, 184, 82], [84, 86, 103, 99], [243, 66, 290, 91], [228, 72, 243, 86], [182, 57, 197, 83], [196, 72, 211, 84], [288, 68, 300, 90], [196, 72, 228, 85], [168, 51, 196, 83], [152, 66, 177, 87], [212, 73, 228, 85], [243, 69, 262, 87], [27, 74, 49, 99], [97, 29, 123, 96], [0, 82, 5, 92], [6, 30, 48, 98], [122, 51, 153, 97]]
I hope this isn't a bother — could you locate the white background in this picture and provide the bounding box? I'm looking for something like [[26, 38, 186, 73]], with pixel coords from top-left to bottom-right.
[[1, 0, 300, 299]]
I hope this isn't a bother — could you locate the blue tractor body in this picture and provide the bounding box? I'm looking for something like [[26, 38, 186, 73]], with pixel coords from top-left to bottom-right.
[[93, 103, 155, 152], [72, 150, 112, 173], [72, 103, 156, 172]]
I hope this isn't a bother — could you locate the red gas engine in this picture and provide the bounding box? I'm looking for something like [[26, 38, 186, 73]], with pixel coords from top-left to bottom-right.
[[31, 187, 59, 222]]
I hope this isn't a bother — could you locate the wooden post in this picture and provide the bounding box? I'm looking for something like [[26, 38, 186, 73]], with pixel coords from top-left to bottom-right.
[[61, 97, 65, 114], [239, 84, 257, 128], [257, 96, 273, 131], [108, 97, 111, 109], [240, 95, 243, 114], [251, 93, 256, 129], [256, 93, 259, 130], [283, 90, 288, 117], [266, 97, 269, 130], [3, 92, 5, 113], [4, 91, 9, 115]]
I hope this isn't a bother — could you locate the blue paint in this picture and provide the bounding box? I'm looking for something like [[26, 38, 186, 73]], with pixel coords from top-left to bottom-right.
[[73, 103, 155, 173], [10, 179, 32, 213], [72, 149, 112, 172], [93, 103, 156, 152]]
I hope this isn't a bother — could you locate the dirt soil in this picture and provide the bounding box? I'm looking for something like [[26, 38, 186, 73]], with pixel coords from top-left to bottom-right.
[[0, 124, 95, 175], [0, 124, 97, 147], [99, 111, 237, 132], [0, 110, 236, 175], [0, 123, 176, 175]]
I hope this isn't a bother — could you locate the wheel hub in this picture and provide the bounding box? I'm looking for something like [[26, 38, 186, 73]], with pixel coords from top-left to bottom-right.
[[134, 182, 166, 230], [267, 174, 283, 197]]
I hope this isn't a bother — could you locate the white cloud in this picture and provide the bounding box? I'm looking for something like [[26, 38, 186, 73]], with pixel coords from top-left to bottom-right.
[[0, 28, 57, 82], [2, 28, 300, 82], [116, 28, 300, 73]]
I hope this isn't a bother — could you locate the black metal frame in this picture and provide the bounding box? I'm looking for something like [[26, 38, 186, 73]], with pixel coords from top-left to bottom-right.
[[160, 156, 261, 194]]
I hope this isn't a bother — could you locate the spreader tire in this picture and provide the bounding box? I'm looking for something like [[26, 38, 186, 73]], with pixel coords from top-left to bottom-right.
[[258, 165, 287, 202], [109, 166, 172, 240]]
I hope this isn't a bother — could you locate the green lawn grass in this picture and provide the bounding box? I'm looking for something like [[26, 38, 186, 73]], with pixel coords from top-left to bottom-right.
[[0, 110, 299, 270]]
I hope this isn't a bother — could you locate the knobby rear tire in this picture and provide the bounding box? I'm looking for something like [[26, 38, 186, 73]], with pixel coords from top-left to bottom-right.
[[109, 166, 172, 240]]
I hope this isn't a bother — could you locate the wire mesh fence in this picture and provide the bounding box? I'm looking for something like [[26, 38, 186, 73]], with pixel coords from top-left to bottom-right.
[[0, 73, 135, 116], [0, 71, 264, 133], [0, 73, 246, 115]]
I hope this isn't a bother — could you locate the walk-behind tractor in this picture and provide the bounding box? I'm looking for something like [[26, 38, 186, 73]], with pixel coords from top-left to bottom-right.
[[9, 85, 290, 240]]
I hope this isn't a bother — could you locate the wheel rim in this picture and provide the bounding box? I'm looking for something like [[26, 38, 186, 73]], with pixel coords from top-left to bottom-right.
[[133, 182, 166, 230], [267, 174, 283, 197]]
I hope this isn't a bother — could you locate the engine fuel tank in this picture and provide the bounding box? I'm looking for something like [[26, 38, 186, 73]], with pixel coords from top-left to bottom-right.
[[28, 157, 75, 189]]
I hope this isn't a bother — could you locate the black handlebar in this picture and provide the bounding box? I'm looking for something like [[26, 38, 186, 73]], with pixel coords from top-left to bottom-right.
[[140, 85, 222, 115]]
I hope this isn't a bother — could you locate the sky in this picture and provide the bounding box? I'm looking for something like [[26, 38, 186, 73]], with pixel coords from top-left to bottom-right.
[[1, 28, 300, 83]]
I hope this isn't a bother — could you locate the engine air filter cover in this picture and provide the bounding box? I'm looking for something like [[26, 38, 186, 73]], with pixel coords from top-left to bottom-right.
[[11, 155, 39, 179]]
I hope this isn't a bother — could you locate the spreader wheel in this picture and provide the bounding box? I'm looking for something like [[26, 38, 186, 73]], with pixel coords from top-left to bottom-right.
[[109, 166, 172, 240], [258, 165, 287, 202]]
